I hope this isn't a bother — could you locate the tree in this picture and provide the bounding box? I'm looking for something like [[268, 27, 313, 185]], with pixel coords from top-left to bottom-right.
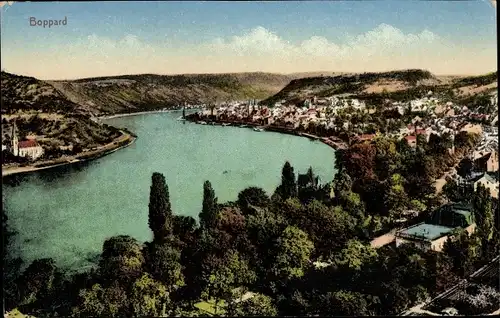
[[3, 207, 23, 311], [457, 157, 474, 178], [271, 226, 314, 280], [455, 284, 500, 315], [234, 293, 278, 316], [442, 230, 477, 278], [334, 239, 378, 271], [148, 172, 173, 242], [373, 135, 400, 180], [443, 179, 474, 203], [146, 242, 184, 291], [72, 282, 128, 318], [297, 167, 320, 204], [333, 169, 353, 199], [317, 290, 369, 316], [98, 235, 145, 284], [341, 142, 377, 181], [130, 273, 170, 317], [199, 180, 218, 229], [237, 187, 270, 215], [378, 281, 410, 315], [16, 258, 60, 307], [201, 250, 256, 315], [276, 161, 297, 200], [172, 215, 197, 246], [473, 184, 494, 242], [384, 174, 409, 219]]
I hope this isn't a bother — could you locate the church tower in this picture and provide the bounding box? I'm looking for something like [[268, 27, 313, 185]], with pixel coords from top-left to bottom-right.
[[11, 121, 19, 156]]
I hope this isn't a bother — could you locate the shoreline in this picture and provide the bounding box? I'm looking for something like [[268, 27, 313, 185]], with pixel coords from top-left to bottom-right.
[[185, 116, 348, 150], [2, 131, 136, 177], [98, 108, 200, 120]]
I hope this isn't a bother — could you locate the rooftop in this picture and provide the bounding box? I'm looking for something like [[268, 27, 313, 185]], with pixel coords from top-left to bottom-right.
[[398, 222, 456, 241], [18, 140, 39, 149], [471, 172, 498, 184]]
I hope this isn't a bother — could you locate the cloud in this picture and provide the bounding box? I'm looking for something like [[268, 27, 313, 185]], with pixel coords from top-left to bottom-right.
[[209, 24, 441, 61], [1, 23, 496, 79]]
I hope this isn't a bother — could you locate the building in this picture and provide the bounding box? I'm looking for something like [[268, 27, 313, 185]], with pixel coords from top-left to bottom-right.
[[16, 140, 44, 160], [471, 172, 499, 198], [10, 121, 44, 160], [395, 202, 476, 252], [474, 151, 499, 173], [429, 202, 476, 232], [405, 135, 417, 148], [395, 223, 456, 252]]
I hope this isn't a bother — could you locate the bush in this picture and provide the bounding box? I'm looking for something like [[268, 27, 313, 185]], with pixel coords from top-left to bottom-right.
[[454, 284, 500, 315]]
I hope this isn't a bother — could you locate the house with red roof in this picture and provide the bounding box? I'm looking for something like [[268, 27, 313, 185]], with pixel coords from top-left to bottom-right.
[[15, 139, 44, 160], [405, 135, 417, 148]]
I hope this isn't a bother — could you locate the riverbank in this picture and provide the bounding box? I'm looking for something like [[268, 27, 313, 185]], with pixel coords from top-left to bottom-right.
[[2, 131, 136, 177], [185, 116, 348, 150], [98, 108, 200, 120]]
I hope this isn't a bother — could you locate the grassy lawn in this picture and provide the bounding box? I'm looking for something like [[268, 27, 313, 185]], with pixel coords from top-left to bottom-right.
[[194, 298, 227, 316]]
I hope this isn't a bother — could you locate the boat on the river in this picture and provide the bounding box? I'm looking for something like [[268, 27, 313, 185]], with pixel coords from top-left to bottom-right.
[[197, 121, 207, 125], [240, 124, 248, 128], [253, 127, 264, 132], [222, 123, 231, 127]]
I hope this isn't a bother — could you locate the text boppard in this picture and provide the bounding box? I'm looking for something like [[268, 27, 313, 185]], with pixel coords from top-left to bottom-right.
[[29, 16, 67, 28]]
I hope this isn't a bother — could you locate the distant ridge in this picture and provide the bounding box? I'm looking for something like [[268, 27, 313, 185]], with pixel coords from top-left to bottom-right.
[[1, 69, 496, 115]]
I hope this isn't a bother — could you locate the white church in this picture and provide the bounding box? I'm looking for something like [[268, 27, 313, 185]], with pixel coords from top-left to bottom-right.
[[10, 122, 44, 160]]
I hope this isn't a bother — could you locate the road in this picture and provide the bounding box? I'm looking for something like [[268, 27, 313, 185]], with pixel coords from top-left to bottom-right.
[[370, 229, 397, 248]]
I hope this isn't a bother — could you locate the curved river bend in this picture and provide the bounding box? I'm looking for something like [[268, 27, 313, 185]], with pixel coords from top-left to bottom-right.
[[3, 111, 336, 271]]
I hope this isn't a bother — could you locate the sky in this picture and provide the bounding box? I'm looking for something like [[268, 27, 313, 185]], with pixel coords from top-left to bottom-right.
[[0, 1, 497, 80]]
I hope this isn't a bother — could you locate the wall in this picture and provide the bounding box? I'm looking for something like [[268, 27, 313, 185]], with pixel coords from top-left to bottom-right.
[[430, 235, 450, 252], [395, 236, 431, 251]]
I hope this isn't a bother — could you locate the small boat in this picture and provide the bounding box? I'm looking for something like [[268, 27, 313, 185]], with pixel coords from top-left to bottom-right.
[[198, 121, 207, 125], [253, 127, 264, 132], [222, 123, 231, 127], [240, 124, 248, 128]]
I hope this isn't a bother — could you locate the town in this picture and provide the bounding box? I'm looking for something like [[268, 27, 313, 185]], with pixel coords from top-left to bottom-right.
[[186, 91, 499, 315]]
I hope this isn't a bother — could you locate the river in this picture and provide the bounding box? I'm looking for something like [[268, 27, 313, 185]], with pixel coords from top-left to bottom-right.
[[3, 111, 336, 271]]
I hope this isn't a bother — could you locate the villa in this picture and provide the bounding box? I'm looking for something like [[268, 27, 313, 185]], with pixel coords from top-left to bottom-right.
[[395, 223, 457, 252], [395, 202, 476, 252]]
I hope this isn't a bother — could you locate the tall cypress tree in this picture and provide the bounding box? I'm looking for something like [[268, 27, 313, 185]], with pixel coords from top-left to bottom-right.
[[200, 180, 218, 229], [148, 172, 173, 242], [473, 184, 494, 242], [277, 161, 297, 200]]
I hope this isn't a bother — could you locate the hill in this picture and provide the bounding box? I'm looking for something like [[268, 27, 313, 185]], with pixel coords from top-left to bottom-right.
[[260, 69, 439, 106], [47, 72, 298, 114], [260, 69, 497, 107], [0, 71, 123, 160], [1, 71, 83, 114]]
